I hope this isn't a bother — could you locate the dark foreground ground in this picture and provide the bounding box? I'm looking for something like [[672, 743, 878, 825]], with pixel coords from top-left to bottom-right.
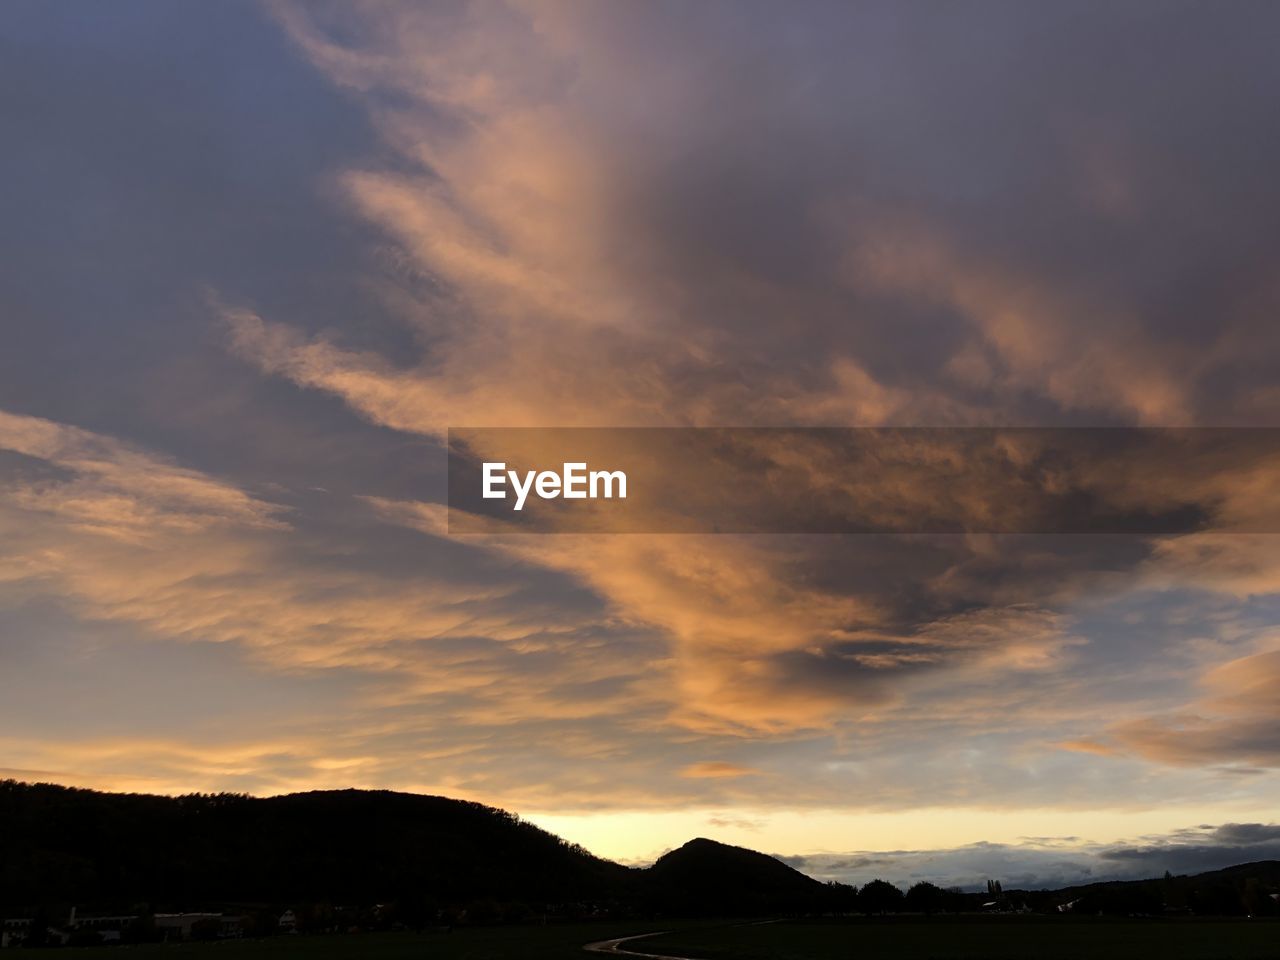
[[51, 917, 1280, 960], [53, 923, 688, 960], [646, 916, 1280, 960]]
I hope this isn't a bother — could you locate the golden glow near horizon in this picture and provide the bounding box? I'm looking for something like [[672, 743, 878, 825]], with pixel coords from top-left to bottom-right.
[[524, 806, 1265, 865]]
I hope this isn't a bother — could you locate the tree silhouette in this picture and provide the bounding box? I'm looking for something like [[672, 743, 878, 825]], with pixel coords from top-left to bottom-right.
[[857, 879, 904, 914], [905, 880, 946, 914]]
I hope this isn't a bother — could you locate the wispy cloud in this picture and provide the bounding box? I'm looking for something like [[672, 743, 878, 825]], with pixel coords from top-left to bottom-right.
[[5, 0, 1280, 860], [1083, 650, 1280, 768], [219, 0, 1280, 799]]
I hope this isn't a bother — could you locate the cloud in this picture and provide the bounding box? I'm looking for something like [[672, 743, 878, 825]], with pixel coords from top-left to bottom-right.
[[9, 0, 1280, 845], [203, 3, 1280, 825], [708, 815, 766, 831], [0, 409, 1145, 811], [792, 821, 1280, 891], [841, 224, 1193, 425], [370, 497, 1100, 736], [0, 409, 288, 539], [248, 0, 1280, 436], [680, 762, 760, 780], [217, 2, 1280, 750], [1089, 650, 1280, 768], [1096, 822, 1280, 875], [0, 410, 654, 727]]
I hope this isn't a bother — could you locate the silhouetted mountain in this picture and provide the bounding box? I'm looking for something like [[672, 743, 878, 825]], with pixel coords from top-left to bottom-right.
[[646, 837, 826, 916], [0, 780, 633, 914]]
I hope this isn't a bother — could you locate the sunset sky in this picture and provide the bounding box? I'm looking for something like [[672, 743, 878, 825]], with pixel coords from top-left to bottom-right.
[[4, 0, 1280, 890]]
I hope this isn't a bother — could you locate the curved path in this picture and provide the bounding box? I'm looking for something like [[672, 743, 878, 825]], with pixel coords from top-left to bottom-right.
[[583, 931, 687, 960], [584, 920, 780, 960]]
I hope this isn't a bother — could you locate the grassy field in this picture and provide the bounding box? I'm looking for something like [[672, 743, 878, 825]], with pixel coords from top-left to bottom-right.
[[644, 916, 1280, 960], [49, 916, 1280, 960], [53, 922, 702, 960]]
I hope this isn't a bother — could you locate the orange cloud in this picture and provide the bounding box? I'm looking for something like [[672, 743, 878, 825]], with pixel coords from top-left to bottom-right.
[[680, 762, 761, 779], [841, 223, 1193, 426], [1090, 650, 1280, 768]]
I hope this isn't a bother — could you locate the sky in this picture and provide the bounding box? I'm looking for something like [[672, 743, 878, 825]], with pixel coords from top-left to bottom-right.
[[3, 0, 1280, 891]]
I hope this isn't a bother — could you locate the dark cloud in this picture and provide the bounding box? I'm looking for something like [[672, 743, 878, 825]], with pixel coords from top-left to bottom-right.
[[1099, 822, 1280, 876], [796, 822, 1280, 891]]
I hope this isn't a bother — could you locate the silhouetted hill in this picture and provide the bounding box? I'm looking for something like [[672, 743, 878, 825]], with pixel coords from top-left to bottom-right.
[[1017, 859, 1280, 916], [0, 780, 633, 913], [5, 780, 1280, 922], [646, 837, 826, 916]]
